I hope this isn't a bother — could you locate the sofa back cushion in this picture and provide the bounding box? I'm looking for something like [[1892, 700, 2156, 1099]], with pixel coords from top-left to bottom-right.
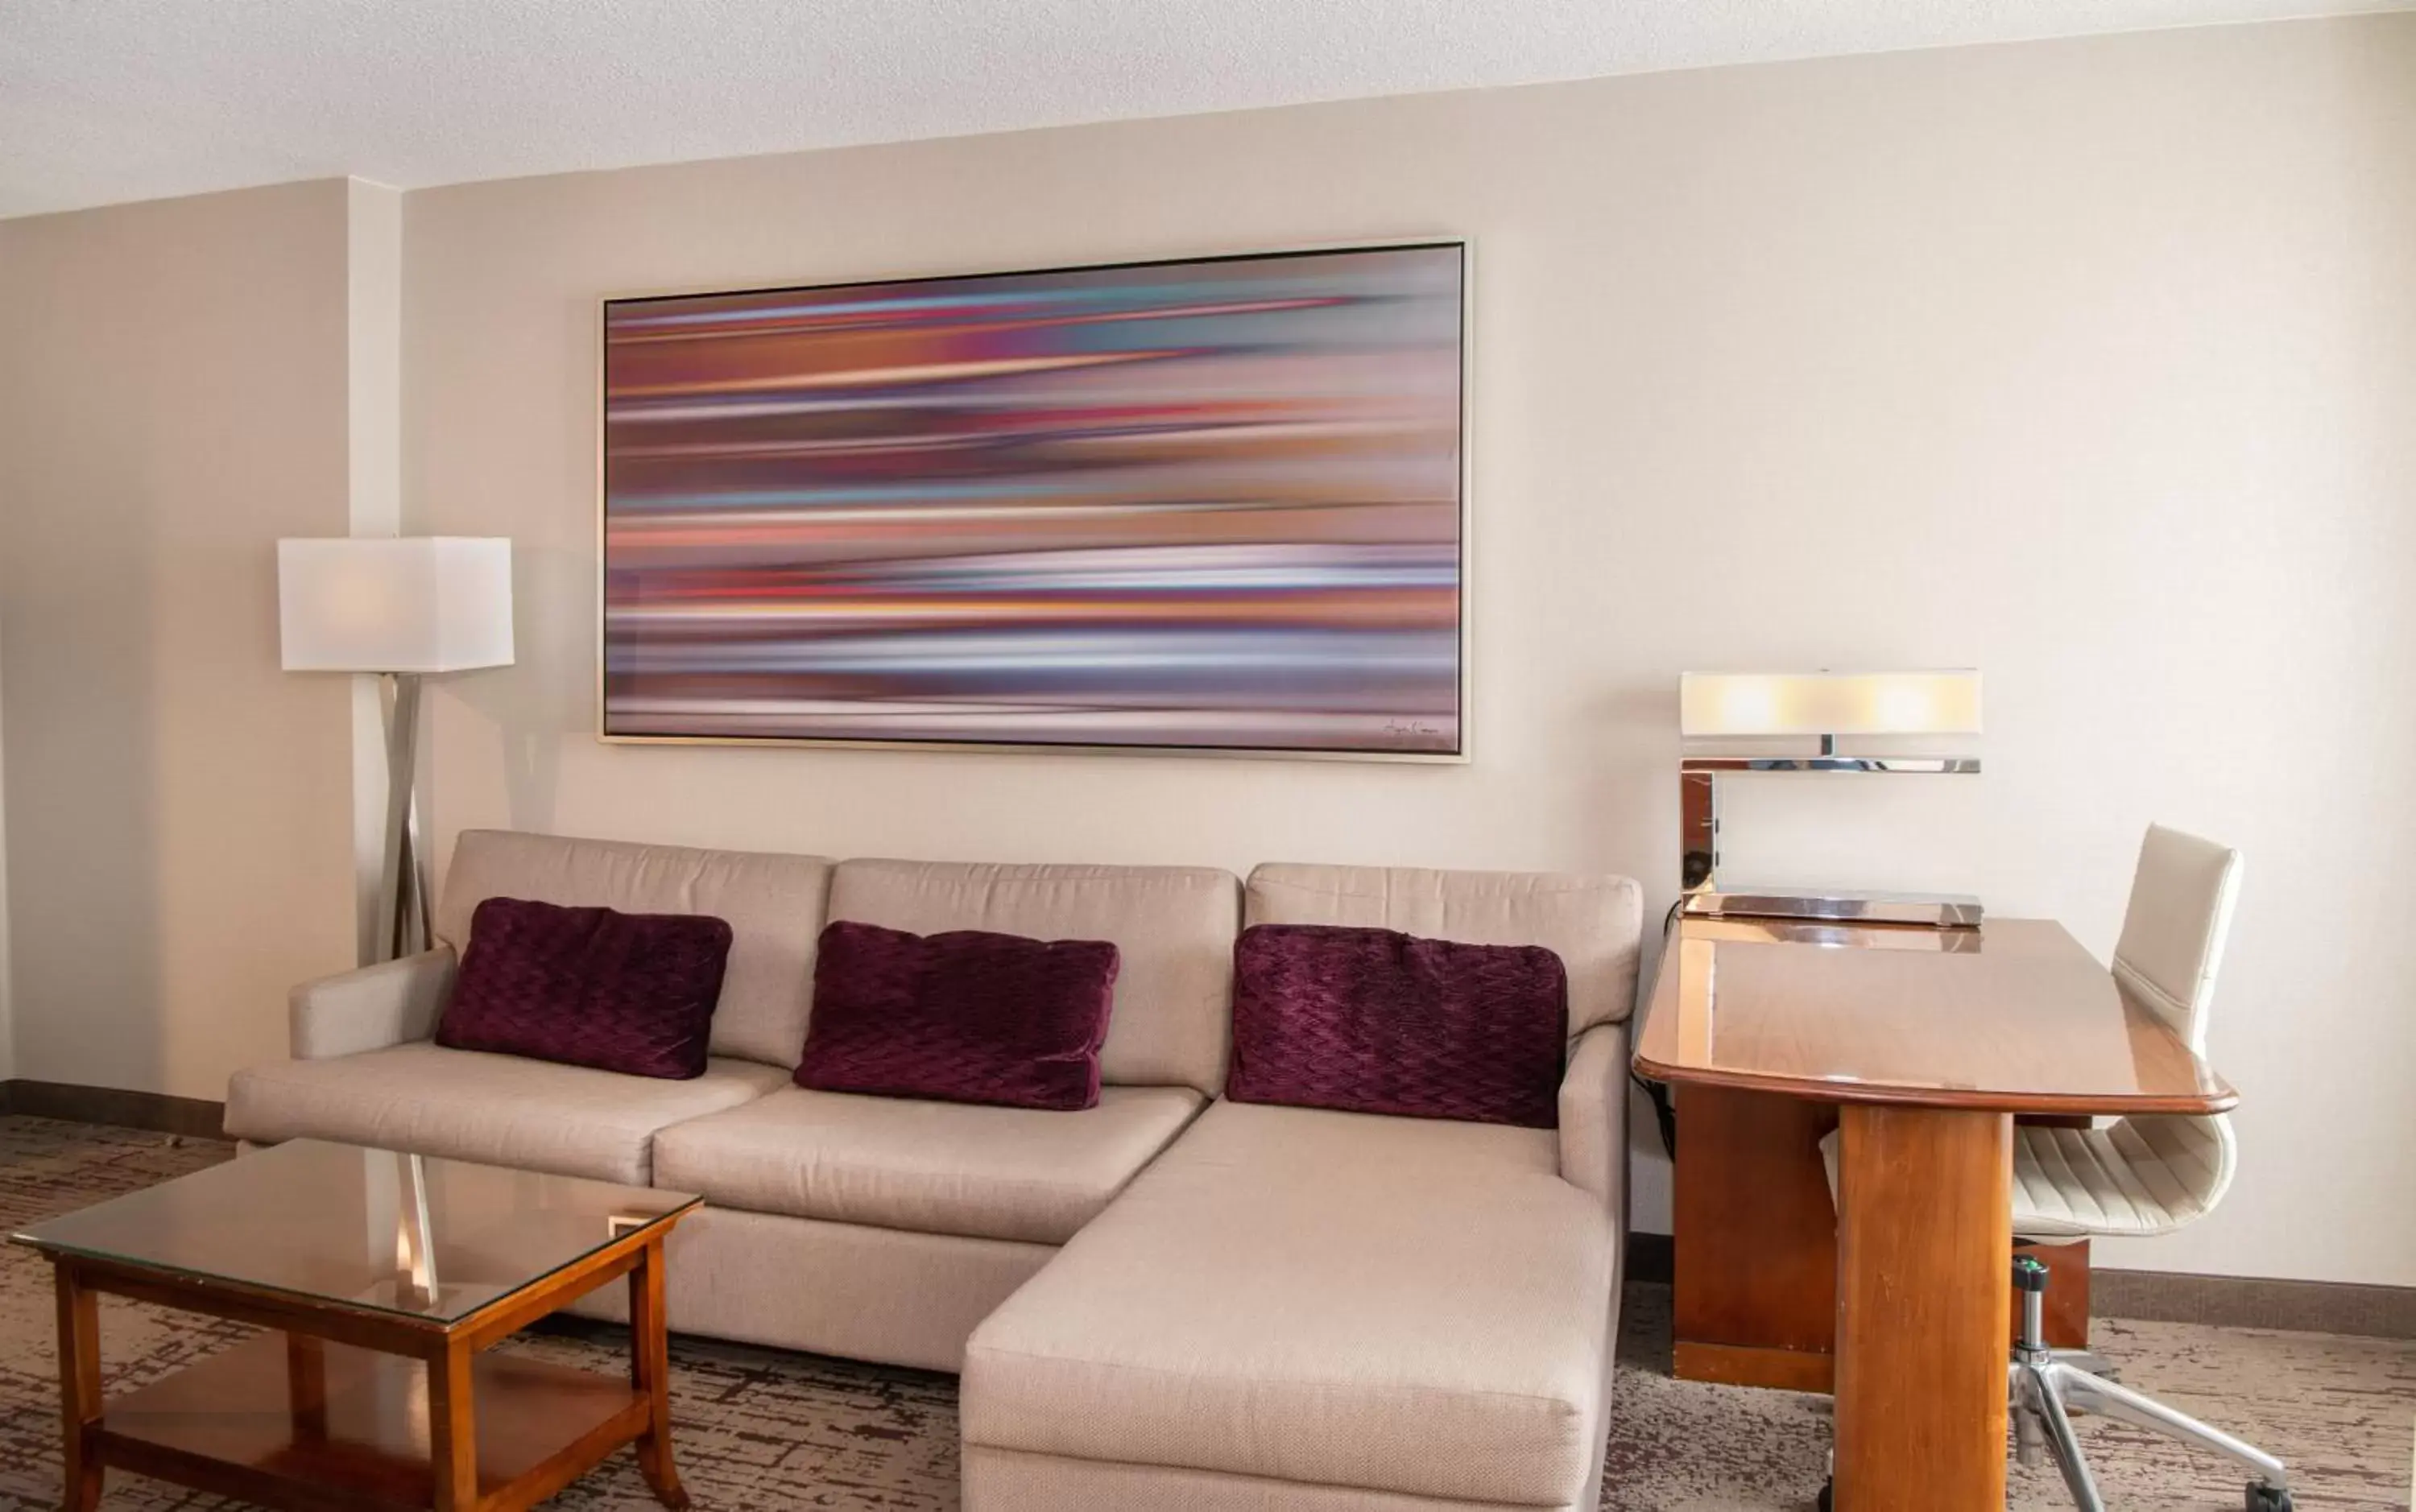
[[827, 860, 1239, 1094], [1227, 923, 1568, 1128], [437, 897, 734, 1080], [797, 921, 1119, 1111], [1243, 864, 1644, 1036], [438, 830, 834, 1067]]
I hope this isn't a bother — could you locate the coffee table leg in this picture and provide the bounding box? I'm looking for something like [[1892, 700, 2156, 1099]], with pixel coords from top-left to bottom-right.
[[630, 1236, 688, 1510], [287, 1332, 329, 1441], [54, 1264, 103, 1512], [428, 1338, 478, 1512]]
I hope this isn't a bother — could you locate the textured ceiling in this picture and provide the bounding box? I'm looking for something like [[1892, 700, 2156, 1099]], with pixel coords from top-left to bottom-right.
[[4, 0, 2409, 218]]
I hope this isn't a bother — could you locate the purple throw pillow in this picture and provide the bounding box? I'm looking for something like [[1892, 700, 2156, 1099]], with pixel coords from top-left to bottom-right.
[[796, 921, 1119, 1112], [1227, 923, 1569, 1129], [436, 897, 734, 1080]]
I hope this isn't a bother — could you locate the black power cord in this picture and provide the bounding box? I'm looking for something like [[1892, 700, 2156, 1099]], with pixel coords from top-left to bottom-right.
[[1629, 899, 1685, 1159]]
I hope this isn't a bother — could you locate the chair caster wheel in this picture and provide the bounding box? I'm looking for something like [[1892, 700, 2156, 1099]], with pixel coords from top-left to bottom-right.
[[2246, 1484, 2293, 1512], [1816, 1481, 1832, 1512]]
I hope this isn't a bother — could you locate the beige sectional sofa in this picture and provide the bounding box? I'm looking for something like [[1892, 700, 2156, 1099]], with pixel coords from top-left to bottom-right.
[[225, 830, 1643, 1510]]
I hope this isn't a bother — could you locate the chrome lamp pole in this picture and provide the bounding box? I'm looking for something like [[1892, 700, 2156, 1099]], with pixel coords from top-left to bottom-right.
[[374, 671, 434, 962]]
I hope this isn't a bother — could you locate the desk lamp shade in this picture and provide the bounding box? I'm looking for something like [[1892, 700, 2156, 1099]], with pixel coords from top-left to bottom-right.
[[1680, 671, 1982, 740], [279, 538, 514, 673]]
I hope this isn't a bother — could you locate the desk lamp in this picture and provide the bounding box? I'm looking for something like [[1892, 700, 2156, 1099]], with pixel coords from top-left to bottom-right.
[[1679, 670, 1983, 927]]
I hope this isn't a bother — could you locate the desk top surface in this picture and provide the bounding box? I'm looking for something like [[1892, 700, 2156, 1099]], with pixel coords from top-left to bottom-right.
[[1631, 915, 2237, 1114]]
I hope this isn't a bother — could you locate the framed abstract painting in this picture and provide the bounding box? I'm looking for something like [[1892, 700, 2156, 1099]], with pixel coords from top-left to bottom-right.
[[600, 240, 1467, 758]]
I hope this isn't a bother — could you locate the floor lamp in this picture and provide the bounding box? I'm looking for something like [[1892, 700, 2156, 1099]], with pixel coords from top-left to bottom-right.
[[279, 538, 515, 964]]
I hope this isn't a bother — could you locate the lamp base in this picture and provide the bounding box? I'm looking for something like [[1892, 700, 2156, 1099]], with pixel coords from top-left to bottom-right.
[[1681, 886, 1983, 929]]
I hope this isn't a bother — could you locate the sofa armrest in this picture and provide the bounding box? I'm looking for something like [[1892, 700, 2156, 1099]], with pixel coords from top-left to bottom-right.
[[1558, 1022, 1630, 1225], [288, 947, 457, 1060]]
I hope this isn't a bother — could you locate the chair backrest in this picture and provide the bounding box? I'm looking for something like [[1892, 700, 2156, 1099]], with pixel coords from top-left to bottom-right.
[[2112, 824, 2243, 1055]]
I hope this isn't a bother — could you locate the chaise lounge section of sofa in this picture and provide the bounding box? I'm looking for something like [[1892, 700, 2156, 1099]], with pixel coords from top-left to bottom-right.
[[960, 863, 1642, 1511]]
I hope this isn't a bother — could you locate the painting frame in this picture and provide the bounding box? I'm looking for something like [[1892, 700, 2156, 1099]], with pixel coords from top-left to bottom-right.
[[594, 236, 1473, 762]]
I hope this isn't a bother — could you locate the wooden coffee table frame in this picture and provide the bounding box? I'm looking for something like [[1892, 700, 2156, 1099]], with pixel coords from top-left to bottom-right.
[[43, 1213, 692, 1512]]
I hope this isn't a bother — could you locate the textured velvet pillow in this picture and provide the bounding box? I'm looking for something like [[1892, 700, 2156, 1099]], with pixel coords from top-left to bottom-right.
[[796, 921, 1119, 1112], [1227, 923, 1569, 1129], [436, 897, 734, 1080]]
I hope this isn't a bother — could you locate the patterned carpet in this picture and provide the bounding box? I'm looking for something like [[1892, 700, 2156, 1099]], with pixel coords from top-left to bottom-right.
[[2, 1116, 2410, 1510]]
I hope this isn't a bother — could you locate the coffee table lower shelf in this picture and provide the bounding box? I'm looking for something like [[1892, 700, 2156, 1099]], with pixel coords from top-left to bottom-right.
[[93, 1332, 652, 1512]]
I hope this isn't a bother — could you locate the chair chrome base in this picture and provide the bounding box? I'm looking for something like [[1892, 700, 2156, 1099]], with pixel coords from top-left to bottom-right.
[[2010, 1258, 2293, 1512]]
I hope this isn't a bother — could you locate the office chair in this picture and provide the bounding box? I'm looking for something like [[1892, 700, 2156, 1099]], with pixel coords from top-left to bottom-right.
[[1818, 824, 2291, 1512]]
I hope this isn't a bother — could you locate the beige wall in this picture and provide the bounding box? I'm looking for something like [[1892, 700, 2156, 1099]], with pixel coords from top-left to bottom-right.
[[0, 621, 11, 1081], [0, 17, 2398, 1287], [406, 15, 2416, 1286], [347, 180, 406, 963], [0, 181, 359, 1100]]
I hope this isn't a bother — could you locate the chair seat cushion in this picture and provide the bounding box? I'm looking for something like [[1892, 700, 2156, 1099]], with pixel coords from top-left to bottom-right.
[[962, 1100, 1616, 1506], [652, 1084, 1206, 1245], [224, 1042, 790, 1185], [1816, 1113, 2228, 1239], [2011, 1116, 2227, 1238]]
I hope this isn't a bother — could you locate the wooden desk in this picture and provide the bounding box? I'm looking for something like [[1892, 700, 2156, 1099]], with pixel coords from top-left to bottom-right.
[[1633, 916, 2236, 1511]]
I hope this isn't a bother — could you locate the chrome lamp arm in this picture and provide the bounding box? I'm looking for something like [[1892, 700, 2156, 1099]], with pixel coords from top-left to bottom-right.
[[1680, 750, 1984, 927]]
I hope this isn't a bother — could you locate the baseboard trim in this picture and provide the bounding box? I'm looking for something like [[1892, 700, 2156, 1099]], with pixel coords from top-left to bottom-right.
[[0, 1080, 227, 1141], [1627, 1229, 2415, 1341], [2093, 1267, 2416, 1341], [1673, 1340, 1835, 1394], [0, 1122, 2397, 1336], [1626, 1230, 1673, 1285]]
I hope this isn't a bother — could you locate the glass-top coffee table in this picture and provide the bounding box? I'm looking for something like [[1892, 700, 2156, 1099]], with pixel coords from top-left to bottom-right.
[[10, 1138, 700, 1512]]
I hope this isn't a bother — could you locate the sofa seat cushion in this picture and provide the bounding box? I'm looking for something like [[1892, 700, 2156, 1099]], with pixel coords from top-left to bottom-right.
[[224, 1042, 790, 1185], [653, 1084, 1206, 1245], [962, 1100, 1617, 1506]]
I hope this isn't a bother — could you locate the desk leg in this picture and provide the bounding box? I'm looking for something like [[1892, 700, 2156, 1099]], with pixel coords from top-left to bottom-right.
[[1834, 1105, 2012, 1511], [1673, 1085, 1841, 1391]]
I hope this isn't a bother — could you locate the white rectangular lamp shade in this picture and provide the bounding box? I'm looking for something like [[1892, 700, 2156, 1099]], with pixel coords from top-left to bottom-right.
[[279, 537, 515, 673], [1681, 671, 1982, 738]]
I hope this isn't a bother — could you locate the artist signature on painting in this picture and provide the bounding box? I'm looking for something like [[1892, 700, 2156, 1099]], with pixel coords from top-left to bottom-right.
[[1380, 720, 1444, 740]]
